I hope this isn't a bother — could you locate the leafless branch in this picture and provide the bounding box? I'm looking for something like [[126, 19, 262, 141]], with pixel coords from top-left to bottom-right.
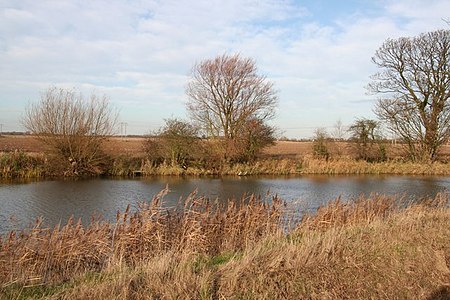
[[370, 30, 450, 161], [22, 87, 118, 175]]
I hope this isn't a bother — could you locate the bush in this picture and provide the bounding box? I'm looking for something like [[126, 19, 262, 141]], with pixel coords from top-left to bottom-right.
[[312, 128, 330, 160], [22, 87, 117, 176], [143, 118, 204, 168]]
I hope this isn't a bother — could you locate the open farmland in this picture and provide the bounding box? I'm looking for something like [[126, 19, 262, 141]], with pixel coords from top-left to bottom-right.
[[0, 135, 148, 156], [0, 135, 314, 157], [2, 135, 450, 160]]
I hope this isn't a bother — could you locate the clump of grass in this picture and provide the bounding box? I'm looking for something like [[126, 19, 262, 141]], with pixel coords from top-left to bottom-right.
[[1, 192, 449, 299], [299, 193, 398, 230], [0, 151, 47, 178], [222, 158, 300, 175], [109, 156, 144, 176]]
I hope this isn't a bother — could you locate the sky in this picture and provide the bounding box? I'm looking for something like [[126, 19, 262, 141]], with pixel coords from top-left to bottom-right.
[[0, 0, 449, 138]]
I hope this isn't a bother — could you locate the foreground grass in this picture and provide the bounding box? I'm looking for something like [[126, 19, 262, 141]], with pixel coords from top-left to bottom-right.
[[1, 191, 449, 299]]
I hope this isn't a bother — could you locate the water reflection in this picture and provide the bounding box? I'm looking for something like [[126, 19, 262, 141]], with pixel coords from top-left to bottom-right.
[[0, 175, 448, 235]]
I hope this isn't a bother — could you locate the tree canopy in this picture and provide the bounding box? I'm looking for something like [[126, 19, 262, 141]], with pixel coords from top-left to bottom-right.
[[186, 53, 278, 140], [186, 53, 278, 161]]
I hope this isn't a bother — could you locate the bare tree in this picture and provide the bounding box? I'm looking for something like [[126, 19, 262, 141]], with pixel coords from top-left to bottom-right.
[[332, 119, 347, 141], [331, 119, 348, 157], [23, 87, 118, 175], [369, 29, 450, 162], [186, 53, 278, 160]]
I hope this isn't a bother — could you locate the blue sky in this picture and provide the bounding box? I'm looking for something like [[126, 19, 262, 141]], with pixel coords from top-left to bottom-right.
[[0, 0, 449, 138]]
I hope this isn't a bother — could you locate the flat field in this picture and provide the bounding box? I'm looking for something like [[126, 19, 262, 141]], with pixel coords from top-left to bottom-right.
[[0, 135, 148, 156], [1, 135, 450, 159], [0, 135, 313, 157]]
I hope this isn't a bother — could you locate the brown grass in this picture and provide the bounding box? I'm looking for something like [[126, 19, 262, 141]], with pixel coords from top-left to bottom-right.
[[0, 188, 283, 286], [1, 191, 449, 299], [0, 151, 46, 178], [218, 197, 450, 299], [298, 155, 450, 175]]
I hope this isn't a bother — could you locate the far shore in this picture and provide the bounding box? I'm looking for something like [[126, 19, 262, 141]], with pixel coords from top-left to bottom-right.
[[1, 134, 450, 178]]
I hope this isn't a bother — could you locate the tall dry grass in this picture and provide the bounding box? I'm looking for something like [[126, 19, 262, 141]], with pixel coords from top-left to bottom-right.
[[3, 150, 450, 178], [139, 156, 450, 176], [217, 197, 450, 299], [216, 156, 450, 176], [0, 188, 283, 287], [299, 155, 450, 175], [0, 151, 46, 178], [1, 192, 449, 299]]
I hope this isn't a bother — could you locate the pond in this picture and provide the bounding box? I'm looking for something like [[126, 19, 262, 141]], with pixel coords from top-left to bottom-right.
[[0, 175, 449, 235]]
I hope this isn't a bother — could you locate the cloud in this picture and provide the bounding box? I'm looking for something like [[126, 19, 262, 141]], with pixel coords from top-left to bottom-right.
[[1, 0, 449, 136]]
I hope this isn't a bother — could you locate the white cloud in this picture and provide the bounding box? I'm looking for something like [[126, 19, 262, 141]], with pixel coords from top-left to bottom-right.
[[1, 0, 449, 136]]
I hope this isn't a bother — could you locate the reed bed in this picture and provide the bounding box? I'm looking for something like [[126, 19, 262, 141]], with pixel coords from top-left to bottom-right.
[[217, 196, 450, 299], [1, 192, 449, 299], [138, 157, 450, 176], [299, 156, 450, 175], [3, 151, 450, 178], [0, 188, 283, 287]]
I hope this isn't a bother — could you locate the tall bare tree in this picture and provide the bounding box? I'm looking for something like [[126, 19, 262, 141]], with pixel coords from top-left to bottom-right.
[[186, 54, 278, 158], [369, 29, 450, 161], [23, 87, 118, 175]]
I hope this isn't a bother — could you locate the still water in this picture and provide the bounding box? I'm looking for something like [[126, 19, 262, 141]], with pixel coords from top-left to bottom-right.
[[1, 175, 449, 235]]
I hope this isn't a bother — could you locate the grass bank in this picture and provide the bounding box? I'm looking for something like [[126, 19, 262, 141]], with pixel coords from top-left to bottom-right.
[[3, 152, 450, 178], [1, 191, 449, 299], [137, 156, 450, 176], [0, 151, 46, 179]]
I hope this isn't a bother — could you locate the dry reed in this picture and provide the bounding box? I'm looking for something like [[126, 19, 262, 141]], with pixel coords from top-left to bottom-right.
[[0, 187, 283, 287], [217, 194, 450, 299], [299, 155, 450, 175], [0, 151, 46, 178], [3, 150, 450, 178], [139, 157, 450, 176], [1, 192, 449, 299]]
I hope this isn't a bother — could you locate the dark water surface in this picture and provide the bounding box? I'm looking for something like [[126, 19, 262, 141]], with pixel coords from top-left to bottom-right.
[[1, 175, 449, 235]]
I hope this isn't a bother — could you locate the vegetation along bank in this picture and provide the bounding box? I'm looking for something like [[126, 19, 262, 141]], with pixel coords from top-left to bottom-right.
[[2, 135, 450, 179], [2, 29, 450, 178]]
